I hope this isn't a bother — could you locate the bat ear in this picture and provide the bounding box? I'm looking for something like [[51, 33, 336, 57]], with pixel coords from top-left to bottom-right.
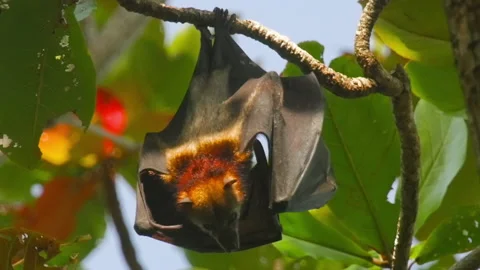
[[224, 178, 237, 189], [251, 133, 270, 169]]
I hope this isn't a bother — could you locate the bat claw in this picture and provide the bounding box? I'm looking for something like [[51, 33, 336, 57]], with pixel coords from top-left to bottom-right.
[[213, 7, 236, 34], [213, 7, 229, 24]]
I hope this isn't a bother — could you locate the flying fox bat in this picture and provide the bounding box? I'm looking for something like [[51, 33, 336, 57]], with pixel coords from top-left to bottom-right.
[[134, 8, 337, 253]]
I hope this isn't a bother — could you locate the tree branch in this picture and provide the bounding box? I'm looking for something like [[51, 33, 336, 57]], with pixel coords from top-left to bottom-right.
[[450, 247, 480, 270], [114, 0, 383, 98], [353, 1, 419, 269], [444, 1, 480, 268], [390, 67, 419, 270], [444, 0, 480, 174], [101, 161, 143, 270], [354, 0, 403, 96]]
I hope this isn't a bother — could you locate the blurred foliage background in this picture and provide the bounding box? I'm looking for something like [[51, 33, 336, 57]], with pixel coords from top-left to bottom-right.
[[0, 0, 478, 269]]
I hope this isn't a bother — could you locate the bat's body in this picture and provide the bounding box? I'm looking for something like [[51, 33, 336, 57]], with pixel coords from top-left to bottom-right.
[[134, 9, 337, 252]]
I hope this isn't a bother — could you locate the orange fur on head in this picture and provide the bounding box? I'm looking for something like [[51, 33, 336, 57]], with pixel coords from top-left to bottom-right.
[[162, 124, 252, 210]]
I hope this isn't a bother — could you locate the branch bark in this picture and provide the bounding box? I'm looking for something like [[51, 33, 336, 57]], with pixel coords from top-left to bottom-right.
[[390, 69, 419, 270], [445, 1, 480, 269], [444, 0, 480, 174], [354, 1, 419, 269]]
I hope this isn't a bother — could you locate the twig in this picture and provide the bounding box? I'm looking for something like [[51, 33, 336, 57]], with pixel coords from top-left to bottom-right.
[[450, 247, 480, 270], [390, 67, 419, 270], [115, 0, 382, 98], [354, 0, 403, 96], [101, 160, 144, 270]]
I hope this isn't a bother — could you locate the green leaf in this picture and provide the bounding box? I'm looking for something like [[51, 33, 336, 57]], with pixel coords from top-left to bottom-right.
[[323, 55, 401, 255], [406, 61, 465, 115], [186, 245, 284, 270], [282, 41, 324, 76], [102, 20, 167, 108], [278, 211, 373, 266], [416, 138, 480, 239], [414, 205, 480, 264], [93, 0, 118, 28], [275, 235, 372, 267], [414, 100, 468, 232], [0, 161, 39, 202], [424, 255, 456, 269], [163, 26, 200, 111], [118, 155, 139, 188], [372, 0, 452, 65], [0, 0, 96, 168], [103, 22, 199, 113]]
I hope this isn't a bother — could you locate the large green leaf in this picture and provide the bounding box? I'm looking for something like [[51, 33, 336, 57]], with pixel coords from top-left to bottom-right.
[[414, 100, 468, 232], [0, 0, 96, 168], [275, 236, 372, 268], [406, 61, 465, 115], [186, 245, 284, 270], [416, 138, 480, 240], [278, 212, 373, 266], [324, 55, 401, 255], [414, 205, 480, 264], [372, 0, 453, 65]]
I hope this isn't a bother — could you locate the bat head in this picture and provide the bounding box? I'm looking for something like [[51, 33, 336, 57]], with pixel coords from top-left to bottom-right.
[[176, 177, 243, 251], [161, 126, 252, 251]]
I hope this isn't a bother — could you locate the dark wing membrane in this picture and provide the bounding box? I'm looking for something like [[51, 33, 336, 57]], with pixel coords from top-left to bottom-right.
[[271, 73, 337, 213]]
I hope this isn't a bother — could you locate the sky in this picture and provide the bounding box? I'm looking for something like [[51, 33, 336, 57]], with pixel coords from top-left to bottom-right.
[[83, 1, 362, 270]]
